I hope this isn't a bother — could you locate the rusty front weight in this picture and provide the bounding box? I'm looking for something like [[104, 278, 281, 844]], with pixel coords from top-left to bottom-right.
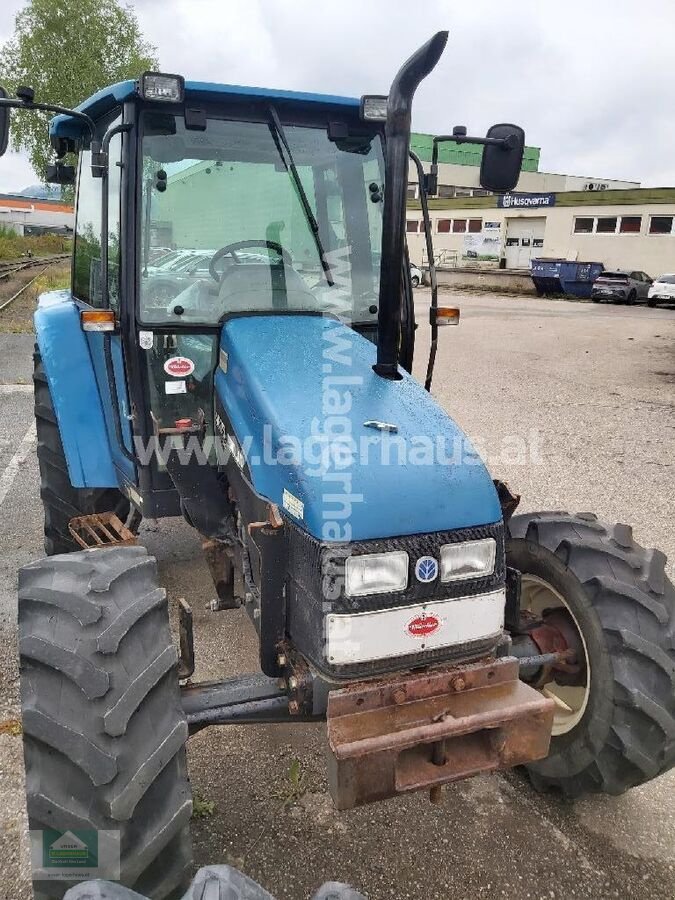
[[326, 657, 554, 810]]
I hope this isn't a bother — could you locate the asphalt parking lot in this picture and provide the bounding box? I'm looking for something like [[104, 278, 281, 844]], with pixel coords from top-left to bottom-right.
[[0, 291, 673, 899]]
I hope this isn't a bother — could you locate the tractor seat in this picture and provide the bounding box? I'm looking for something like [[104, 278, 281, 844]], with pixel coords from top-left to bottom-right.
[[217, 262, 317, 313]]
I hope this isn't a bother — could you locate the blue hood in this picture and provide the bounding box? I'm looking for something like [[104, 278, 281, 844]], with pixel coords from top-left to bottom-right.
[[215, 315, 501, 542]]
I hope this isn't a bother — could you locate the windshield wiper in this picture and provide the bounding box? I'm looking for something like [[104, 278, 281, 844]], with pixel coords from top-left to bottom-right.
[[268, 106, 334, 286]]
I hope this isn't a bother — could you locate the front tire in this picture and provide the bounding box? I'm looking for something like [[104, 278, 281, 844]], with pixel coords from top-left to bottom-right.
[[34, 348, 136, 555], [19, 546, 193, 898], [507, 511, 675, 797]]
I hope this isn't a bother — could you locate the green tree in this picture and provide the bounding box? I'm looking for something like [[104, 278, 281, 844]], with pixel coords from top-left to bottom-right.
[[0, 0, 158, 180]]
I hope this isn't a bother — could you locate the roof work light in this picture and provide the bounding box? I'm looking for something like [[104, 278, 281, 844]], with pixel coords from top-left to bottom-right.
[[140, 73, 185, 103], [360, 95, 388, 121]]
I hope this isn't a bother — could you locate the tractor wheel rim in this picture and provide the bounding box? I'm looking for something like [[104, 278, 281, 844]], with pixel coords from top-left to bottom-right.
[[520, 574, 591, 736]]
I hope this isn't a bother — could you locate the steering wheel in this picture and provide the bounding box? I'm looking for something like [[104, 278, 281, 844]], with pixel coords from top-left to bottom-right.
[[209, 240, 293, 283]]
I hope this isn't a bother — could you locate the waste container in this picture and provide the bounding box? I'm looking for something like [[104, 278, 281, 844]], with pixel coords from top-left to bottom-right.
[[530, 259, 604, 298]]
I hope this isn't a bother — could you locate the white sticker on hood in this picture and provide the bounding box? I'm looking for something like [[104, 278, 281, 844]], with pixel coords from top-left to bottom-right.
[[283, 489, 304, 520]]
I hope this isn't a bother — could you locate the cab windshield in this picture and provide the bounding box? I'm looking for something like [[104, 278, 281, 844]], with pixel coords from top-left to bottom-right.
[[139, 109, 384, 326]]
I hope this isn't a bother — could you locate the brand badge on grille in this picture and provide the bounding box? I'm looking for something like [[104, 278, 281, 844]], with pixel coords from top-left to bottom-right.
[[407, 613, 440, 638], [415, 556, 438, 583]]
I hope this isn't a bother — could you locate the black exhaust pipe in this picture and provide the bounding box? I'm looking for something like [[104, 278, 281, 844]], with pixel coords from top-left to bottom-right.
[[374, 30, 448, 379]]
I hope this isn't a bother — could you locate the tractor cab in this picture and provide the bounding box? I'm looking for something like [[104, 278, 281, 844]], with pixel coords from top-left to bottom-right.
[[44, 75, 414, 517]]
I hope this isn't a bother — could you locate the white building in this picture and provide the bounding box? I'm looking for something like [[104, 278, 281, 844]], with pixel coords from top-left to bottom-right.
[[0, 193, 74, 235]]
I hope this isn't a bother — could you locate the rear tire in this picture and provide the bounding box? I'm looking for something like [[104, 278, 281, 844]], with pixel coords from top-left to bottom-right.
[[626, 289, 637, 305], [507, 511, 675, 797], [647, 298, 657, 308], [19, 546, 193, 899], [34, 348, 137, 555], [411, 275, 420, 288]]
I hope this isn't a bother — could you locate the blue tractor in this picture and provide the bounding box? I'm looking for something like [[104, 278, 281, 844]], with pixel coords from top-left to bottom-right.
[[1, 32, 673, 900]]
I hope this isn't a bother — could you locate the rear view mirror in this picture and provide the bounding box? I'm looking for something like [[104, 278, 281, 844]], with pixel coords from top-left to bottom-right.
[[479, 124, 525, 193], [45, 162, 76, 185], [0, 86, 10, 157]]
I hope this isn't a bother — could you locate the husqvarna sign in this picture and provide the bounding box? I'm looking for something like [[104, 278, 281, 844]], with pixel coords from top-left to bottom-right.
[[498, 192, 556, 209]]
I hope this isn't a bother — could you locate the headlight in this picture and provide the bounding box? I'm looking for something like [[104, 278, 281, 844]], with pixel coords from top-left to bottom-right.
[[440, 538, 496, 582], [345, 551, 409, 597]]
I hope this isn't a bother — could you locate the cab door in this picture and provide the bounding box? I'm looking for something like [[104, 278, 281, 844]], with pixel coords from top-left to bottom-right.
[[72, 122, 136, 488]]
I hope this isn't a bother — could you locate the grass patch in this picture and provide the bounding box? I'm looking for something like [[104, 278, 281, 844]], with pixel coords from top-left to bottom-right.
[[0, 225, 72, 261], [33, 265, 71, 295]]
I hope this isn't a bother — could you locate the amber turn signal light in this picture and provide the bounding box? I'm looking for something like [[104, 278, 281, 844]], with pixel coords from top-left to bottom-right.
[[431, 306, 460, 326], [80, 309, 117, 332]]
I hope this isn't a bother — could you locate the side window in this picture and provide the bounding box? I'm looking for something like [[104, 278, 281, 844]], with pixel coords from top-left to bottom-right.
[[73, 150, 103, 306], [72, 115, 122, 308]]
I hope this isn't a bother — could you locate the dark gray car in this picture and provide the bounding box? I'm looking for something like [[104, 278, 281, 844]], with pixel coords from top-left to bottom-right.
[[591, 269, 652, 304]]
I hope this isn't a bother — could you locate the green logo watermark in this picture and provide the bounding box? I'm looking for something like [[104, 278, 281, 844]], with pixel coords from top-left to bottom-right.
[[30, 828, 119, 882], [43, 829, 98, 869]]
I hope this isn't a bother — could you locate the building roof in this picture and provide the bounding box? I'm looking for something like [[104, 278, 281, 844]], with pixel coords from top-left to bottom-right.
[[407, 186, 675, 210], [0, 193, 73, 212], [50, 79, 361, 140]]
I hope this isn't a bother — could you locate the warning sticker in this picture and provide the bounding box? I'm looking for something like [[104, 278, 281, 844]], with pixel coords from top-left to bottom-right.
[[139, 330, 154, 350], [282, 489, 304, 520], [164, 356, 195, 377], [165, 380, 187, 395]]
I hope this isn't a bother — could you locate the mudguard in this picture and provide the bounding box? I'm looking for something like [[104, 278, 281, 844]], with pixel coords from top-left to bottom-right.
[[34, 291, 118, 488]]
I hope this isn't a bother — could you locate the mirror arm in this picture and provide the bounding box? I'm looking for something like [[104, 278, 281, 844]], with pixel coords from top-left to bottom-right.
[[0, 95, 102, 171], [100, 123, 132, 311], [428, 131, 517, 197], [409, 150, 439, 392]]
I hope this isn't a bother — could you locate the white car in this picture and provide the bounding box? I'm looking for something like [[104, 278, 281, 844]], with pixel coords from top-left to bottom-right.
[[410, 263, 423, 287], [647, 273, 675, 307]]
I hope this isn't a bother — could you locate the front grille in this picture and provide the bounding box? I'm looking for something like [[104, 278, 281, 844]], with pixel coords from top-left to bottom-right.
[[284, 518, 506, 679], [286, 518, 505, 613]]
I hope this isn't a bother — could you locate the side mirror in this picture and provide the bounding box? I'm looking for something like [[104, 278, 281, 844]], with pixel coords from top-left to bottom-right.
[[45, 162, 76, 185], [479, 124, 525, 193], [0, 86, 10, 157]]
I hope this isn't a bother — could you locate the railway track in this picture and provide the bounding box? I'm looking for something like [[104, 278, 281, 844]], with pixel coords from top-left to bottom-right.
[[0, 255, 69, 315], [0, 254, 69, 283]]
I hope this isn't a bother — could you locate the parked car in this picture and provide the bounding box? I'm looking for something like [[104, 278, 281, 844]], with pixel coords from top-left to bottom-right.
[[590, 270, 652, 304], [410, 263, 423, 287], [647, 273, 675, 307]]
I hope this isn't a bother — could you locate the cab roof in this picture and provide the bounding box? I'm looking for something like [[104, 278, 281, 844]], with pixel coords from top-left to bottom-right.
[[50, 79, 361, 141]]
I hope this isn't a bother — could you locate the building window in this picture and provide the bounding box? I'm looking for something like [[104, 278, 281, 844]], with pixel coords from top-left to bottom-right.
[[406, 220, 419, 233], [452, 219, 467, 233], [596, 217, 617, 234], [454, 187, 473, 197], [437, 219, 452, 233], [468, 219, 482, 233], [619, 216, 641, 233], [574, 217, 594, 233], [649, 215, 674, 235], [406, 183, 418, 200], [437, 184, 454, 198]]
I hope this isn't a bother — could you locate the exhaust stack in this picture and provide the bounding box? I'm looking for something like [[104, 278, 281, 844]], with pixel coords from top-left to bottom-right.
[[374, 30, 448, 379]]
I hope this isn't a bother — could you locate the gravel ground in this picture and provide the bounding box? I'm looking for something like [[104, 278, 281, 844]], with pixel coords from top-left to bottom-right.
[[0, 292, 673, 900]]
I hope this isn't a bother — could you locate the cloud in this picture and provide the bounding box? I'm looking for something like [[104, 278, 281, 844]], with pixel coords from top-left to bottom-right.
[[1, 0, 673, 191]]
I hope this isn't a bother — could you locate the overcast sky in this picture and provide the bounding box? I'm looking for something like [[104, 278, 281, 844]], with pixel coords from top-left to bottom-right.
[[1, 0, 674, 193]]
